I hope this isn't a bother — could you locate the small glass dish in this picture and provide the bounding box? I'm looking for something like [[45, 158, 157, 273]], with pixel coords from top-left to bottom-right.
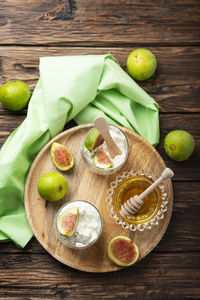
[[106, 169, 168, 232], [81, 125, 129, 175], [55, 200, 103, 249]]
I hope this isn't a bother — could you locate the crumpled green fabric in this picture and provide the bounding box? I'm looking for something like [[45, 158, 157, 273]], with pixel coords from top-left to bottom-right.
[[0, 54, 159, 247]]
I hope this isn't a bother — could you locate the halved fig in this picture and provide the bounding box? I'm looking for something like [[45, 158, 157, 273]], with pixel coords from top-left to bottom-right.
[[84, 128, 104, 151], [57, 207, 79, 237], [51, 142, 74, 171], [93, 149, 113, 169], [107, 235, 139, 267]]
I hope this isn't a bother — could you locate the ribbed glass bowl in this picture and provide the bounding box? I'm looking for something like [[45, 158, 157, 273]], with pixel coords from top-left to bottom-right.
[[106, 169, 169, 232]]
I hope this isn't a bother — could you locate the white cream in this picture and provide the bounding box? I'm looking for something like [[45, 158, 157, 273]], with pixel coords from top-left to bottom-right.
[[56, 201, 102, 248]]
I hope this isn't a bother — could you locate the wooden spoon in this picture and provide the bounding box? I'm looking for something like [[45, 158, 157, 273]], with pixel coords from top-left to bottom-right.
[[94, 117, 122, 158], [120, 168, 174, 218]]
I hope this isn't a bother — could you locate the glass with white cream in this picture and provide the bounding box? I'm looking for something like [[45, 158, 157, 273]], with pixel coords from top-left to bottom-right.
[[81, 125, 129, 175], [55, 200, 102, 249]]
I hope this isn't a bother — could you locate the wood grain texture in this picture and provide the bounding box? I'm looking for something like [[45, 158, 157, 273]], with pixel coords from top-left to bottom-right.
[[24, 124, 173, 272], [0, 46, 200, 113], [0, 253, 199, 299], [0, 47, 200, 113], [0, 0, 199, 297], [0, 0, 200, 45]]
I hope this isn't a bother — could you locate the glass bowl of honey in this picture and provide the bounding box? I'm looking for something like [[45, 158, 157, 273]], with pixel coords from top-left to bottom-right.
[[106, 169, 168, 231]]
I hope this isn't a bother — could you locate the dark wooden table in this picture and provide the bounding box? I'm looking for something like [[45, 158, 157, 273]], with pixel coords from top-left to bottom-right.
[[0, 1, 200, 299]]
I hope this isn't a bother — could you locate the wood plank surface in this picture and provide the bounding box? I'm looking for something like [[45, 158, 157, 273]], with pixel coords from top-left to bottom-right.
[[0, 0, 200, 45], [0, 0, 199, 298], [0, 46, 200, 113], [0, 253, 199, 299]]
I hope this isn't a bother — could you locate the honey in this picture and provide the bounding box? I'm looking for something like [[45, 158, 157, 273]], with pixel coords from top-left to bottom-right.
[[112, 175, 161, 224]]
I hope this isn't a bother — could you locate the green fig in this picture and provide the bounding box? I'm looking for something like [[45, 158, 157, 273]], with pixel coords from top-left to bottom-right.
[[164, 130, 195, 161], [37, 172, 68, 202], [127, 48, 157, 81], [57, 207, 79, 237], [108, 235, 139, 267], [51, 142, 74, 171], [84, 128, 104, 151], [0, 81, 31, 111], [93, 149, 113, 169]]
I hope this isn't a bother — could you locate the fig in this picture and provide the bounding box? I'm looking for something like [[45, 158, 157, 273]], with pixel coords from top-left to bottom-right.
[[37, 172, 68, 202], [107, 235, 139, 267], [0, 81, 31, 111], [93, 149, 113, 169], [51, 142, 74, 171], [57, 207, 79, 237], [164, 130, 195, 161], [127, 48, 157, 81], [84, 128, 104, 151]]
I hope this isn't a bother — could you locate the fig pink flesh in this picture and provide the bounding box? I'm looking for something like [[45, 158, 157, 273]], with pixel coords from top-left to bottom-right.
[[61, 213, 77, 235], [97, 150, 112, 165], [54, 147, 72, 167], [111, 239, 136, 264]]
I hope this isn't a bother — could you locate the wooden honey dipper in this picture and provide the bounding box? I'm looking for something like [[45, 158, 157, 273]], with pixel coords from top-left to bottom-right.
[[120, 168, 174, 218]]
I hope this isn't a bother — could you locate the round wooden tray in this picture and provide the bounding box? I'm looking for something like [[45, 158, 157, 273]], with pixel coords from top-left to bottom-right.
[[25, 124, 173, 273]]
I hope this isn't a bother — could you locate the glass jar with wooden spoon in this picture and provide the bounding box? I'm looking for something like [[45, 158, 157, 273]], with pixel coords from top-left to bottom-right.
[[81, 118, 129, 175], [106, 168, 173, 231]]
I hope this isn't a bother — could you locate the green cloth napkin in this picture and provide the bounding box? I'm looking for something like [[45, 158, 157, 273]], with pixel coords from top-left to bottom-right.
[[0, 54, 159, 247]]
